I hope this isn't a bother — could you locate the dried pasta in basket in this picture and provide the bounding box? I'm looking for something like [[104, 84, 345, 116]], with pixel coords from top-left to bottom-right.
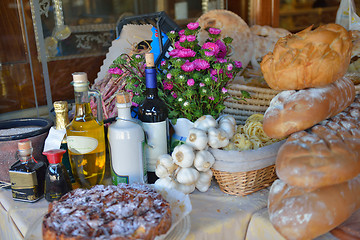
[[223, 114, 282, 151]]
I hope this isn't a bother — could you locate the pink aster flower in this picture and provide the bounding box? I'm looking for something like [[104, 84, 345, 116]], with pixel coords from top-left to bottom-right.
[[212, 76, 218, 82], [199, 83, 205, 87], [179, 29, 185, 36], [161, 60, 166, 66], [179, 35, 187, 43], [210, 69, 217, 76], [177, 49, 196, 58], [202, 42, 219, 56], [217, 58, 227, 63], [163, 81, 173, 90], [227, 63, 233, 71], [187, 22, 199, 30], [208, 96, 215, 101], [215, 40, 227, 58], [193, 59, 210, 71], [181, 61, 195, 72], [187, 35, 196, 42], [234, 61, 242, 68], [222, 87, 228, 93], [209, 28, 221, 35], [174, 41, 184, 49], [226, 72, 233, 79], [167, 73, 172, 79], [187, 78, 195, 86], [169, 48, 180, 57], [171, 91, 177, 98]]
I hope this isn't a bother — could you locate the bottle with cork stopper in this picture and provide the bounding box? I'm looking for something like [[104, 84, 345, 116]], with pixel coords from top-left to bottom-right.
[[138, 53, 169, 184], [43, 149, 72, 202], [108, 90, 147, 184], [66, 72, 106, 188], [9, 139, 46, 202]]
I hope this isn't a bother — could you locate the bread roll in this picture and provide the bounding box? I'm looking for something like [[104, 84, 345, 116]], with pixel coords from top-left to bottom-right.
[[268, 176, 360, 240], [276, 95, 360, 189], [263, 75, 355, 139], [197, 10, 253, 69], [260, 23, 352, 90]]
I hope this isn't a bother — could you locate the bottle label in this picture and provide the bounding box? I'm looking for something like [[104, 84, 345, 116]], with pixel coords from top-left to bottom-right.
[[67, 136, 98, 154], [9, 170, 41, 202], [142, 121, 168, 171], [111, 168, 130, 185]]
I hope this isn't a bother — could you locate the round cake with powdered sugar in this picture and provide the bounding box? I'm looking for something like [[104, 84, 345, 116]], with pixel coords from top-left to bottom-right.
[[42, 184, 172, 240]]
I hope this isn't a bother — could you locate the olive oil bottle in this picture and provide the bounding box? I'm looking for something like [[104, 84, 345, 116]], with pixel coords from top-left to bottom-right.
[[66, 72, 106, 188]]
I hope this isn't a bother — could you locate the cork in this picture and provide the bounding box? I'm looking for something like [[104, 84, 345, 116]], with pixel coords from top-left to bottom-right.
[[18, 139, 32, 150], [72, 72, 88, 83], [116, 91, 131, 104], [54, 101, 68, 112], [145, 53, 155, 67]]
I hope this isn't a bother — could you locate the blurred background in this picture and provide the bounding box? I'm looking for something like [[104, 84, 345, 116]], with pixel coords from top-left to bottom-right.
[[0, 0, 355, 120]]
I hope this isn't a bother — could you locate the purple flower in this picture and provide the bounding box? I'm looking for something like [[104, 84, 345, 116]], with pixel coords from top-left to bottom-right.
[[215, 40, 227, 58], [171, 91, 177, 98], [187, 22, 199, 30], [193, 59, 210, 71], [209, 28, 221, 35], [234, 61, 242, 68], [222, 87, 228, 93], [208, 96, 215, 101], [187, 35, 196, 42], [179, 35, 187, 43], [164, 81, 173, 90], [202, 42, 219, 56], [199, 83, 205, 87], [169, 48, 180, 57], [227, 63, 233, 71], [212, 76, 218, 82], [217, 58, 227, 63], [210, 69, 217, 76], [187, 78, 195, 86], [135, 55, 141, 59], [108, 67, 123, 75], [226, 72, 233, 79], [161, 60, 166, 66], [181, 61, 195, 72], [177, 49, 196, 58], [167, 73, 172, 79]]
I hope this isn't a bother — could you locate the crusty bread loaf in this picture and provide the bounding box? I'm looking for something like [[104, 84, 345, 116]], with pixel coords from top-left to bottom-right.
[[197, 10, 253, 69], [268, 176, 360, 240], [260, 23, 352, 90], [263, 75, 355, 139], [275, 95, 360, 189]]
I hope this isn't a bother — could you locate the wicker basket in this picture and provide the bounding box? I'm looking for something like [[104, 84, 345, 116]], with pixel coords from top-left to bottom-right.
[[212, 165, 277, 196], [223, 83, 280, 125]]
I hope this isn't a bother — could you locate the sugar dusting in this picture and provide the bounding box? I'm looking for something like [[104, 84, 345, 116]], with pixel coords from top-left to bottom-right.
[[0, 126, 42, 136]]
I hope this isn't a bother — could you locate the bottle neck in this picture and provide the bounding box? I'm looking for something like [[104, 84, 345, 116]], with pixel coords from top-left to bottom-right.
[[145, 67, 158, 98], [55, 110, 69, 130], [18, 151, 34, 163], [117, 104, 132, 120], [74, 90, 93, 117]]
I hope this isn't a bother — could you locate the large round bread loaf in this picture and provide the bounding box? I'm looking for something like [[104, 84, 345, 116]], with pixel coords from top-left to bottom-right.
[[275, 95, 360, 189], [268, 176, 360, 240], [263, 75, 355, 139], [260, 23, 352, 90]]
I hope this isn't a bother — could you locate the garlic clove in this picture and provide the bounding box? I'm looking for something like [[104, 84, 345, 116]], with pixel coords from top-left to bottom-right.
[[154, 177, 177, 190], [195, 169, 213, 192], [155, 164, 170, 178], [176, 182, 196, 194]]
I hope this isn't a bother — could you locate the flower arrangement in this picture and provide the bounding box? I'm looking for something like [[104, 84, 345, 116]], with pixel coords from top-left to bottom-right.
[[158, 22, 243, 122], [106, 22, 247, 122]]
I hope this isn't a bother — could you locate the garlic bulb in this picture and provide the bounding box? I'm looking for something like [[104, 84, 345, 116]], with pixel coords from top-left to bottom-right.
[[218, 120, 236, 139], [176, 167, 199, 185], [195, 169, 213, 192], [155, 176, 177, 190], [193, 115, 217, 131], [157, 154, 177, 174], [194, 150, 215, 172], [219, 115, 236, 126], [172, 144, 195, 168], [208, 127, 229, 149], [176, 182, 196, 194], [186, 128, 208, 150]]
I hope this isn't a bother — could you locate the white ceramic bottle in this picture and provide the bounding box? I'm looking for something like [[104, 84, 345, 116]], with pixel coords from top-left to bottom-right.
[[108, 91, 147, 184]]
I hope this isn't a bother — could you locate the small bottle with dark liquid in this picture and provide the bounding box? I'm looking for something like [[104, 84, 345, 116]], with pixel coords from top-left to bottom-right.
[[9, 139, 46, 202], [43, 149, 72, 202]]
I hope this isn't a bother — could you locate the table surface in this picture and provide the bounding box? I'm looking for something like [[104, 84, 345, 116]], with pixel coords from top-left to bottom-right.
[[0, 182, 337, 240]]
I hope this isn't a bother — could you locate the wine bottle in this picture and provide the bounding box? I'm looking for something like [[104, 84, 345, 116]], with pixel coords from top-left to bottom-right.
[[108, 91, 147, 185], [66, 72, 106, 188], [138, 53, 169, 184]]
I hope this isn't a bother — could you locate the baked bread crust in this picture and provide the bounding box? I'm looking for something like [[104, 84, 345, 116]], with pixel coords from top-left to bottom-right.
[[263, 75, 355, 139], [275, 95, 360, 189], [42, 184, 172, 240], [260, 23, 352, 90]]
